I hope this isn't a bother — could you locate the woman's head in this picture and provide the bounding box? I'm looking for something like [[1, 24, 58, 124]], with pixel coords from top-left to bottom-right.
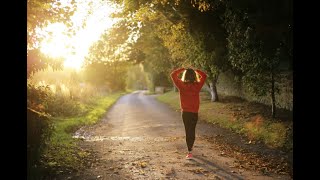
[[182, 68, 197, 83]]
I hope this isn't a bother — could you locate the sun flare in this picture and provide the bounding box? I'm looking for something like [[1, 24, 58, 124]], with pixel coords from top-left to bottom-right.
[[38, 0, 121, 70], [39, 23, 71, 58]]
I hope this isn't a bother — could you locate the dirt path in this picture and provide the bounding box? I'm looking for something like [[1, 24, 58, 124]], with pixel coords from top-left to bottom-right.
[[60, 91, 292, 180]]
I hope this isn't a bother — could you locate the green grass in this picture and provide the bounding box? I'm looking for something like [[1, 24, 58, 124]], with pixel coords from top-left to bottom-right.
[[156, 90, 180, 109], [42, 91, 126, 173], [156, 91, 293, 150]]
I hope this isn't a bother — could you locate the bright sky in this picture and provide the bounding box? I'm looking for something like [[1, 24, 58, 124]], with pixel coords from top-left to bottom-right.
[[39, 0, 121, 70]]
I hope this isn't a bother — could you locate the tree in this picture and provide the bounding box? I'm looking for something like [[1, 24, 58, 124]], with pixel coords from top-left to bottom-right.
[[134, 25, 173, 92], [152, 2, 228, 101], [126, 64, 148, 90], [27, 0, 75, 50], [222, 0, 293, 118], [83, 25, 131, 91], [112, 5, 175, 92], [27, 48, 64, 78], [109, 0, 230, 100], [27, 0, 76, 78]]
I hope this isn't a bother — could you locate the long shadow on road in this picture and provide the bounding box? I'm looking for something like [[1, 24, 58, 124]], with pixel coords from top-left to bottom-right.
[[192, 155, 244, 180]]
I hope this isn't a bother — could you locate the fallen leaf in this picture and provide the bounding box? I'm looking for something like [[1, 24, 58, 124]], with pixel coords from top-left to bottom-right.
[[140, 162, 147, 168]]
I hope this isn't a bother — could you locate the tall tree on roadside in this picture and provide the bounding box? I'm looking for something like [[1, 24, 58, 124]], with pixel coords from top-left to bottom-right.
[[222, 0, 292, 118]]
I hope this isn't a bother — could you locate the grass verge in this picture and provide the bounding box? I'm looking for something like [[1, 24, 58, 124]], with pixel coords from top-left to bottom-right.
[[41, 91, 126, 176]]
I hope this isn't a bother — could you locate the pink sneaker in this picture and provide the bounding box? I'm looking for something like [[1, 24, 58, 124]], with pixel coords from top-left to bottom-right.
[[186, 153, 193, 159]]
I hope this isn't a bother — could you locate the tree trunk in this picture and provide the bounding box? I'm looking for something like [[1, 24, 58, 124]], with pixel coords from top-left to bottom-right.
[[209, 76, 219, 102], [271, 72, 276, 118]]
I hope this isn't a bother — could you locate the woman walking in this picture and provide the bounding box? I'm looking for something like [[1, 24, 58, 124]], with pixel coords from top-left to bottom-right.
[[170, 67, 207, 159]]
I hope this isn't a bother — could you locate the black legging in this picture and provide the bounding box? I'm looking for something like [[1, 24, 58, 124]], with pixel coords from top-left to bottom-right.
[[182, 111, 198, 152]]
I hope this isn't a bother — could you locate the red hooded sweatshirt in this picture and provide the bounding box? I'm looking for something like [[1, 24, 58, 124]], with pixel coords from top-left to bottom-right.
[[170, 68, 207, 113]]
